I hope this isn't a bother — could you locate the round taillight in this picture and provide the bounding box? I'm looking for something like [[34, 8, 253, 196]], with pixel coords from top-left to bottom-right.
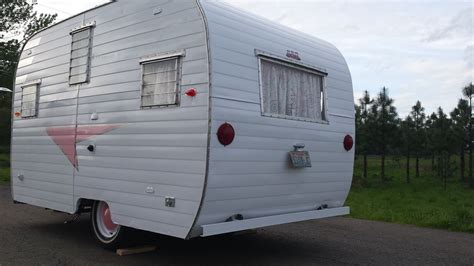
[[217, 123, 235, 146], [343, 135, 353, 151]]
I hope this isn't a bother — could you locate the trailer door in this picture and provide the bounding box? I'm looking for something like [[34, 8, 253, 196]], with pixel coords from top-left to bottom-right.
[[11, 79, 79, 214]]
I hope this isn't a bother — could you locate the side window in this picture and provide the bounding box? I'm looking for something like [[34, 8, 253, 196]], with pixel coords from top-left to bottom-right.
[[21, 81, 40, 118], [69, 26, 93, 85], [259, 57, 327, 122], [140, 57, 180, 108]]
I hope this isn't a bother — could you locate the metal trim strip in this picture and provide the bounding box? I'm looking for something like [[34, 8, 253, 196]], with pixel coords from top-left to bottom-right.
[[201, 207, 350, 237], [139, 50, 186, 64]]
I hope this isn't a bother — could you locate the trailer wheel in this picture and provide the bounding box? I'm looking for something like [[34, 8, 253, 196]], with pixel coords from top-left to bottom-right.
[[91, 201, 127, 250]]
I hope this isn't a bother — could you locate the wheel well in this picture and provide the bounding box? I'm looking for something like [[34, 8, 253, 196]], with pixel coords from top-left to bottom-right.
[[75, 198, 95, 214]]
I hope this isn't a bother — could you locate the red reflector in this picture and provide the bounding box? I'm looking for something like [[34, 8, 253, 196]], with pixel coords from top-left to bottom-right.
[[217, 123, 235, 146], [343, 135, 353, 151], [185, 88, 197, 97]]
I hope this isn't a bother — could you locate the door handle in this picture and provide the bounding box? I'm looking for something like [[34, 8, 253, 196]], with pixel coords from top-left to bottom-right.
[[87, 144, 95, 152]]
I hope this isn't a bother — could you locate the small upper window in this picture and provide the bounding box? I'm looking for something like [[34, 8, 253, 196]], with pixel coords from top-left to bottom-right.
[[21, 81, 40, 118], [140, 57, 180, 108], [69, 26, 93, 85], [259, 57, 327, 122]]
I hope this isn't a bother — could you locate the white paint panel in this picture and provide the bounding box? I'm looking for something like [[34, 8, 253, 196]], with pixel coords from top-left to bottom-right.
[[77, 166, 205, 188], [195, 1, 354, 231], [207, 171, 351, 188], [74, 176, 203, 202]]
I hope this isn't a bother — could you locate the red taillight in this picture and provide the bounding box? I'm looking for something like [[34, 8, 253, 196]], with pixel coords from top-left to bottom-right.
[[343, 135, 353, 151], [217, 123, 235, 146]]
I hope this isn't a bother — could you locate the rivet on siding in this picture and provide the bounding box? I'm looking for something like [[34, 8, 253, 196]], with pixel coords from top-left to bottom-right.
[[17, 174, 24, 181], [90, 112, 99, 120], [153, 8, 162, 15]]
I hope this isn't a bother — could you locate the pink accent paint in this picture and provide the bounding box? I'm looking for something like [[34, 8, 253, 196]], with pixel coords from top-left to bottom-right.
[[102, 203, 118, 231], [47, 125, 119, 168], [47, 127, 77, 167]]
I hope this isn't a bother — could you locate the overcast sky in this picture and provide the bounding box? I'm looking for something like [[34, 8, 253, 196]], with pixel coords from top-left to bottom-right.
[[34, 0, 473, 117]]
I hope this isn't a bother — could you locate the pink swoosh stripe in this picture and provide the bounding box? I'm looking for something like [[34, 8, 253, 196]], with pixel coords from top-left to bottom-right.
[[47, 125, 119, 168]]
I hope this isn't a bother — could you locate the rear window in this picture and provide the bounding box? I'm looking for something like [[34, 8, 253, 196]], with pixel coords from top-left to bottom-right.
[[140, 57, 180, 108], [259, 58, 327, 122]]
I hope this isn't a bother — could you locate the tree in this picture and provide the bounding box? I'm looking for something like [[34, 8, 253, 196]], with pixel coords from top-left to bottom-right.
[[450, 99, 470, 182], [425, 112, 438, 173], [357, 90, 374, 179], [0, 0, 57, 148], [371, 87, 399, 182], [462, 83, 474, 188], [409, 101, 426, 178], [431, 107, 456, 189], [400, 116, 415, 183]]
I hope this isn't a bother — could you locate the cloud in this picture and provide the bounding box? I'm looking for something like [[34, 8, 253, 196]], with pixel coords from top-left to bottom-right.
[[425, 7, 473, 42], [465, 45, 473, 68]]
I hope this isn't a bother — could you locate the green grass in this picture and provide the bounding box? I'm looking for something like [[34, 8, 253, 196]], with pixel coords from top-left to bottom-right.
[[347, 156, 474, 233], [0, 152, 10, 185]]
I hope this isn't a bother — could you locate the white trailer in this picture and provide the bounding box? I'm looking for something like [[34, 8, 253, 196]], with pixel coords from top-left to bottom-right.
[[11, 0, 355, 248]]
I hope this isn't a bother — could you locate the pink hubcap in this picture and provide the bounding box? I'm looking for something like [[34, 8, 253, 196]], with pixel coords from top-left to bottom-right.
[[101, 204, 118, 231]]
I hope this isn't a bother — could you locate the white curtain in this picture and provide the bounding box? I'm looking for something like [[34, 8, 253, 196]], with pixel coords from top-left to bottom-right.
[[141, 58, 178, 107], [261, 60, 323, 121]]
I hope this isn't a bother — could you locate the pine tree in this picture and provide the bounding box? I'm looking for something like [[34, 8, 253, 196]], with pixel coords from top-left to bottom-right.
[[410, 101, 426, 178], [425, 112, 438, 173], [357, 90, 374, 179], [431, 108, 456, 189], [401, 116, 415, 183], [371, 87, 399, 182], [462, 83, 474, 188], [450, 99, 470, 182]]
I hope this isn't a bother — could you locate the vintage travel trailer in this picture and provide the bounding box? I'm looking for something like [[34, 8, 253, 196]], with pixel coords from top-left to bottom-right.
[[11, 0, 355, 248]]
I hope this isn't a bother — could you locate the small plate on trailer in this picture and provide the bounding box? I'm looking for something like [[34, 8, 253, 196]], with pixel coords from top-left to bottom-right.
[[289, 151, 312, 168]]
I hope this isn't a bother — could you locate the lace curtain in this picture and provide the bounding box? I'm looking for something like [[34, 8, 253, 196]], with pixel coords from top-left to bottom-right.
[[261, 59, 323, 121], [141, 58, 178, 107]]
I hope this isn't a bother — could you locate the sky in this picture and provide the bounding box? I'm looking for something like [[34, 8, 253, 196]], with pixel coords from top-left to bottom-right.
[[34, 0, 473, 117]]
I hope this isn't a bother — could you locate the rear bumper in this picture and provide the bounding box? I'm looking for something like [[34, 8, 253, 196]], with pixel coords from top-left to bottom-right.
[[201, 206, 349, 237]]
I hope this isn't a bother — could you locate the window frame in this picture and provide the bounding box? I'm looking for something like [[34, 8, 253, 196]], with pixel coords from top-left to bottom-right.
[[20, 79, 41, 119], [69, 22, 95, 85], [256, 50, 329, 124], [139, 51, 184, 109]]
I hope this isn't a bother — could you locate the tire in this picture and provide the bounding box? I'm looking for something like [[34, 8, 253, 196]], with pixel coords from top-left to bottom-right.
[[91, 201, 128, 250]]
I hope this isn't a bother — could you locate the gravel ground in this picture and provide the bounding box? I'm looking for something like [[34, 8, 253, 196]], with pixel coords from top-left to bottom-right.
[[1, 185, 473, 265]]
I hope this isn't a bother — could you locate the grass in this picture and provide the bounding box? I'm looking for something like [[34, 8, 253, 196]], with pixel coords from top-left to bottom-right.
[[0, 152, 10, 185], [347, 155, 474, 233]]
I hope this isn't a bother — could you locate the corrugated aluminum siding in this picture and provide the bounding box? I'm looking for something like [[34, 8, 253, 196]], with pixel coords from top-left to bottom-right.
[[195, 1, 354, 229], [12, 0, 209, 239]]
